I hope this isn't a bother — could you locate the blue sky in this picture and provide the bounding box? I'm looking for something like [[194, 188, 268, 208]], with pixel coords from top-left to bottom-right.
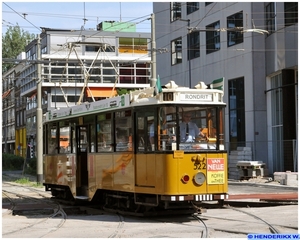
[[2, 2, 153, 35]]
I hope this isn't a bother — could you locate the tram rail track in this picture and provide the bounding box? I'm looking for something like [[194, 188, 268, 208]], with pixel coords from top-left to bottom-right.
[[2, 174, 297, 238], [2, 182, 67, 238], [224, 205, 280, 234], [198, 204, 298, 237]]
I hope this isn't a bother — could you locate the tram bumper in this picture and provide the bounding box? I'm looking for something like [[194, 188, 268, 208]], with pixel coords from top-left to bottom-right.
[[161, 193, 229, 202]]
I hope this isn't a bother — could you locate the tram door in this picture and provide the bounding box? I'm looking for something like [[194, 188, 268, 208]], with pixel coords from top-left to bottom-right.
[[75, 125, 89, 197], [135, 111, 156, 187]]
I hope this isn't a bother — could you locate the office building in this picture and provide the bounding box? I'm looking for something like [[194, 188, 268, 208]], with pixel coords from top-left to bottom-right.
[[153, 2, 298, 176]]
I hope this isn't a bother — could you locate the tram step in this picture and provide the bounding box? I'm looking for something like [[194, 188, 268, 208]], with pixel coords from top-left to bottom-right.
[[74, 196, 89, 200]]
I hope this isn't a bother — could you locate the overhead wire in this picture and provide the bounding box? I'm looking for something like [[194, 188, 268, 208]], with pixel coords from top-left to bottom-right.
[[2, 3, 153, 81], [3, 2, 297, 82], [3, 2, 41, 32]]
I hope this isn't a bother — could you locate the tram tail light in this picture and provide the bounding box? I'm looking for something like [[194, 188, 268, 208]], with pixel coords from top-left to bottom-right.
[[181, 174, 190, 183]]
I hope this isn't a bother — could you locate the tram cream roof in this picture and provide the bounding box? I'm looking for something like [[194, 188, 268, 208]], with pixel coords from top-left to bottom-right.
[[44, 81, 225, 122]]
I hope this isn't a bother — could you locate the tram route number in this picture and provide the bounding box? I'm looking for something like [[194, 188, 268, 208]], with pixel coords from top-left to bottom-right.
[[193, 158, 206, 170]]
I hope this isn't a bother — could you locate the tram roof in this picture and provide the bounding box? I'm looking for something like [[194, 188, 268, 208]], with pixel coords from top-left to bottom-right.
[[44, 81, 225, 123]]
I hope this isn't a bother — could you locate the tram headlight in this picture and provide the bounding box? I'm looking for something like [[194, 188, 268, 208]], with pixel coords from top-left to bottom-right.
[[193, 172, 206, 185], [181, 174, 190, 184]]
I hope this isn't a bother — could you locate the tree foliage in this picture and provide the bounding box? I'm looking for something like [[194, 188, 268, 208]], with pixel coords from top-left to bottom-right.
[[2, 153, 24, 170], [117, 88, 134, 96], [2, 24, 35, 73]]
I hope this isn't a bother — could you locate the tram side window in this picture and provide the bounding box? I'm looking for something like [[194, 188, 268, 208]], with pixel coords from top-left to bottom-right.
[[47, 123, 58, 154], [148, 116, 155, 150], [84, 115, 96, 153], [137, 116, 145, 151], [90, 124, 96, 153], [157, 106, 176, 151], [97, 113, 112, 152], [115, 110, 132, 152], [59, 125, 71, 153]]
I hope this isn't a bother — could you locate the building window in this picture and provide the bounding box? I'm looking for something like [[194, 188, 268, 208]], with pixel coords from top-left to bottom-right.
[[118, 38, 148, 54], [228, 77, 245, 149], [206, 21, 220, 54], [51, 96, 65, 102], [227, 11, 243, 47], [41, 46, 47, 54], [270, 73, 283, 170], [188, 31, 200, 60], [266, 3, 276, 35], [170, 2, 181, 22], [205, 3, 213, 6], [284, 2, 298, 26], [68, 96, 80, 103], [171, 37, 182, 65], [86, 45, 115, 52], [187, 2, 199, 15]]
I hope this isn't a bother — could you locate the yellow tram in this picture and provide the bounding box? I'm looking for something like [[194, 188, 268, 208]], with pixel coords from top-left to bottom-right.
[[43, 81, 228, 214]]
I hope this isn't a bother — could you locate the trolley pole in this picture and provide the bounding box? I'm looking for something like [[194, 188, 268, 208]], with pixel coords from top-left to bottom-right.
[[150, 13, 156, 87], [36, 35, 43, 184]]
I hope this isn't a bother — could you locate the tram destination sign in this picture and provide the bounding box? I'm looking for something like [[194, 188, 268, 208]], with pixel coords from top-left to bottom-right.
[[180, 93, 213, 102]]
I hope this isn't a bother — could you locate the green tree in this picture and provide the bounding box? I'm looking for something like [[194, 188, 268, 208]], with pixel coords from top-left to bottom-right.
[[2, 24, 35, 73], [117, 88, 134, 96]]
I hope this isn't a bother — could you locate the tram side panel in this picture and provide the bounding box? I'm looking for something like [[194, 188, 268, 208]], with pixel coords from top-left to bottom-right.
[[92, 152, 135, 194], [43, 154, 76, 197], [87, 154, 97, 198], [164, 152, 228, 196], [135, 154, 164, 194], [134, 152, 227, 197], [111, 152, 135, 191], [163, 153, 209, 195], [44, 155, 57, 184]]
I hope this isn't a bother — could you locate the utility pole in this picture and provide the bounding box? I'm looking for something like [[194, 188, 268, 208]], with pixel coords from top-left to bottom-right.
[[150, 13, 156, 87], [36, 35, 43, 184]]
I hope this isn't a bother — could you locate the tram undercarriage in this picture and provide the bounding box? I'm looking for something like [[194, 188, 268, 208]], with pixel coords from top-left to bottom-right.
[[98, 190, 208, 216]]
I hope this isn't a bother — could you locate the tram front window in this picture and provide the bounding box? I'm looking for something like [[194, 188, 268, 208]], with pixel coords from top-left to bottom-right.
[[136, 106, 224, 152], [178, 107, 218, 150]]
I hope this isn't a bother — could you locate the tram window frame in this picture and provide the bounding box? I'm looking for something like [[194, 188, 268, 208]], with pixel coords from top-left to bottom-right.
[[84, 115, 96, 153], [90, 123, 96, 153], [115, 110, 132, 152], [58, 122, 71, 154], [177, 105, 225, 151], [97, 113, 113, 152], [134, 105, 226, 152], [135, 109, 155, 153], [47, 122, 58, 154], [137, 116, 146, 152], [157, 106, 177, 151]]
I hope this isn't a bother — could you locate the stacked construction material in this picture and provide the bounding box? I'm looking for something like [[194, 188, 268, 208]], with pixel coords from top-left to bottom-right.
[[228, 147, 252, 180], [274, 171, 298, 187], [236, 160, 266, 180]]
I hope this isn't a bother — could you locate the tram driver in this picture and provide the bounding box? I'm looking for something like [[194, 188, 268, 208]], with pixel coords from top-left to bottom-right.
[[179, 113, 207, 143]]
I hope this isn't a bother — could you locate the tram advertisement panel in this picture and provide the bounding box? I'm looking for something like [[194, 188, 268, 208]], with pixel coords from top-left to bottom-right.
[[207, 158, 225, 184]]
